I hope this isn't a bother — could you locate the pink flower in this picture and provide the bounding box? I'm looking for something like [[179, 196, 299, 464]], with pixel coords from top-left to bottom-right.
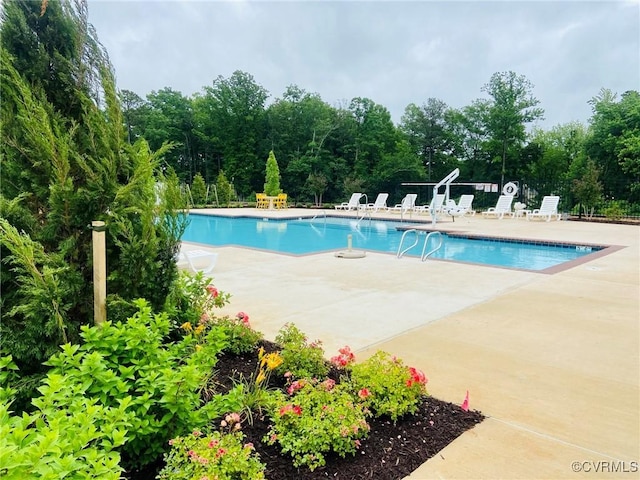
[[208, 439, 219, 448], [287, 379, 306, 395], [408, 367, 427, 386], [244, 442, 254, 450], [236, 311, 249, 324], [168, 438, 175, 445], [188, 449, 197, 457], [199, 313, 210, 324], [461, 390, 469, 412], [279, 405, 292, 416], [330, 345, 356, 368], [358, 388, 371, 399], [279, 404, 302, 416], [192, 430, 201, 437], [284, 371, 292, 378], [206, 285, 219, 297], [322, 379, 336, 391]]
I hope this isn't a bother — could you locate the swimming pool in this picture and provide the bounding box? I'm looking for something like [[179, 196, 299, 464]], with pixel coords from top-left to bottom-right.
[[182, 214, 604, 271]]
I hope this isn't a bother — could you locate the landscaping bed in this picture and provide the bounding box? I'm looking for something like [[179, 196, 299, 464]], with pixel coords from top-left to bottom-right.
[[210, 341, 484, 480]]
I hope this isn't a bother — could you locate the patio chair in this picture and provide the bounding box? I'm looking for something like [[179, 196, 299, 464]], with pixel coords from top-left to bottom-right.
[[364, 193, 389, 212], [446, 194, 475, 219], [256, 193, 269, 209], [274, 193, 288, 209], [526, 195, 561, 222], [416, 194, 445, 216], [180, 249, 218, 274], [481, 195, 514, 219], [390, 193, 417, 214], [335, 193, 364, 210]]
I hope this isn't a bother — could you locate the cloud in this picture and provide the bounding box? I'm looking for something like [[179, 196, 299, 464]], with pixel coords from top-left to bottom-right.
[[88, 0, 639, 128]]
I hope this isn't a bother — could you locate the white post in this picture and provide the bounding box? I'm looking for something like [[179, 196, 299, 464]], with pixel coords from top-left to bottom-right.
[[92, 221, 107, 324], [347, 234, 353, 251]]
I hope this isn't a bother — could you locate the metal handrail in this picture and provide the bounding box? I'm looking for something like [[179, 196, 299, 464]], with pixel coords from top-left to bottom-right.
[[397, 229, 419, 258], [355, 208, 372, 227], [421, 231, 443, 261], [310, 210, 327, 225]]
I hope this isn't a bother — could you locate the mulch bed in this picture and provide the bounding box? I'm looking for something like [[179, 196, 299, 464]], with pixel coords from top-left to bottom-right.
[[212, 341, 484, 480]]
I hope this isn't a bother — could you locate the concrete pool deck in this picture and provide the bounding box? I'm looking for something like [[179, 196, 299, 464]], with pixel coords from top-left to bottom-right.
[[182, 208, 639, 479]]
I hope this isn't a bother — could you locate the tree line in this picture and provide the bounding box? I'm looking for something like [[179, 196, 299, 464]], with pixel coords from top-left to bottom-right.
[[121, 72, 638, 208]]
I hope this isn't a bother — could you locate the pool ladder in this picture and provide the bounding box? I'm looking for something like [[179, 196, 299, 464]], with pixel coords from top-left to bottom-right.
[[310, 210, 327, 225], [396, 230, 443, 262]]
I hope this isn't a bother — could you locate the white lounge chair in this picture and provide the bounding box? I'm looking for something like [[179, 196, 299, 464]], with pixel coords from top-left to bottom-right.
[[416, 194, 445, 216], [365, 193, 389, 212], [481, 195, 514, 219], [179, 249, 218, 274], [526, 195, 561, 222], [335, 193, 364, 210], [446, 194, 475, 219], [390, 194, 417, 214]]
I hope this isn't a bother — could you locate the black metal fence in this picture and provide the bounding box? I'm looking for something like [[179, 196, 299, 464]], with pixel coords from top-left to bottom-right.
[[404, 178, 640, 221]]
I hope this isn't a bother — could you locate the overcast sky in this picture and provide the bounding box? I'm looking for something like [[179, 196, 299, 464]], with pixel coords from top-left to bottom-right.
[[87, 0, 639, 129]]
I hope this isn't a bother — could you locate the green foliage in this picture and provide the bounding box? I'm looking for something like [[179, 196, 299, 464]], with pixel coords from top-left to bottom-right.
[[586, 89, 640, 202], [274, 324, 328, 380], [348, 351, 428, 421], [265, 381, 370, 471], [264, 150, 281, 196], [230, 349, 283, 424], [216, 169, 234, 206], [601, 200, 626, 219], [191, 172, 207, 205], [481, 71, 544, 184], [0, 396, 125, 479], [1, 3, 186, 388], [43, 299, 231, 470], [0, 219, 82, 373], [158, 428, 265, 480], [207, 314, 264, 355], [0, 356, 19, 403], [164, 270, 231, 333], [572, 159, 603, 218]]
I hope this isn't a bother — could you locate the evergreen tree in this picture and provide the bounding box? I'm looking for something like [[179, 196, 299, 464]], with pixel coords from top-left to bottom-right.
[[264, 150, 281, 196], [190, 172, 207, 205], [216, 170, 233, 206], [0, 0, 187, 394]]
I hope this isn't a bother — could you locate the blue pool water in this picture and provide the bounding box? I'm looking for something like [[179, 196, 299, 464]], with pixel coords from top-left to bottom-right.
[[182, 214, 601, 271]]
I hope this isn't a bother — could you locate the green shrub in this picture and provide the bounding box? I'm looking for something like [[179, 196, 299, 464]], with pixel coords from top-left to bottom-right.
[[1, 357, 127, 479], [207, 313, 263, 355], [275, 324, 328, 380], [191, 173, 207, 205], [348, 351, 428, 421], [265, 381, 370, 471], [216, 170, 234, 206], [158, 427, 265, 480], [602, 200, 626, 219], [164, 271, 231, 335], [43, 299, 234, 470]]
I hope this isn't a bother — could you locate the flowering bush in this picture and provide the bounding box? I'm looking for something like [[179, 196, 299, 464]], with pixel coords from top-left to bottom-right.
[[330, 345, 356, 369], [158, 427, 265, 480], [265, 381, 370, 471], [203, 312, 263, 355], [164, 271, 231, 335], [348, 351, 428, 421], [275, 324, 328, 379]]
